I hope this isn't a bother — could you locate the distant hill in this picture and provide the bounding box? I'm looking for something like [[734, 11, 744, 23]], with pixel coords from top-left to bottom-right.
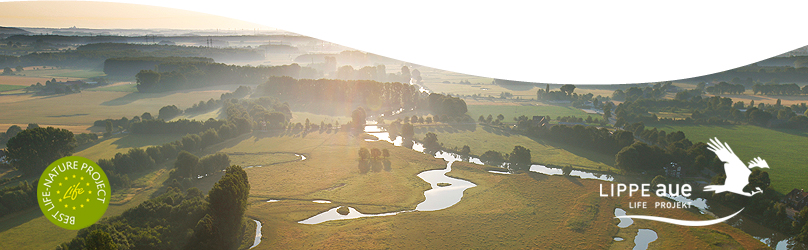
[[0, 26, 30, 38]]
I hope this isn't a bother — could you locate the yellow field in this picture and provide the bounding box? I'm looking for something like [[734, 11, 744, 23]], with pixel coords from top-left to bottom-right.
[[0, 86, 240, 129], [0, 123, 94, 134], [73, 134, 186, 161], [0, 75, 54, 86]]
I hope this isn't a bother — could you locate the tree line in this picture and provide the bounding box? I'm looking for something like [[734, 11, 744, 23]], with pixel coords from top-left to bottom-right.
[[104, 56, 214, 77], [135, 62, 312, 93], [614, 95, 808, 130], [255, 76, 468, 118]]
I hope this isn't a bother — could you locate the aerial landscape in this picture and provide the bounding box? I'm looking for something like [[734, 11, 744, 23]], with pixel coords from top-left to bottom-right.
[[2, 1, 808, 250]]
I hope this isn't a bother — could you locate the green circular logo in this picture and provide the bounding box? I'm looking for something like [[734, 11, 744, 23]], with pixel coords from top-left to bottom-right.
[[37, 156, 111, 230]]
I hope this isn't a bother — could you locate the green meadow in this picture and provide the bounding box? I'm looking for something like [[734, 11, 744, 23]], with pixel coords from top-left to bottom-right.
[[646, 124, 808, 194], [0, 84, 25, 92]]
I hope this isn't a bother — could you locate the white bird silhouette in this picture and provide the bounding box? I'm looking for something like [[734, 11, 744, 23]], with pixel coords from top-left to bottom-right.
[[703, 137, 769, 197]]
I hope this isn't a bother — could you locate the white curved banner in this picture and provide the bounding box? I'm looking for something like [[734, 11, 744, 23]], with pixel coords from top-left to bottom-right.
[[615, 208, 744, 227]]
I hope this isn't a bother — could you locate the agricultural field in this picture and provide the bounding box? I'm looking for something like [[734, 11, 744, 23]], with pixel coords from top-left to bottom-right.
[[84, 82, 137, 92], [0, 86, 239, 129], [0, 75, 54, 86], [467, 104, 602, 124], [73, 133, 187, 161], [646, 124, 808, 194], [10, 68, 106, 79], [412, 124, 617, 172]]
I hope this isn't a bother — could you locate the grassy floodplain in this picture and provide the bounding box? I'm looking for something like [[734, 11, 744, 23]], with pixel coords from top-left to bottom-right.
[[240, 131, 766, 249], [646, 124, 808, 194]]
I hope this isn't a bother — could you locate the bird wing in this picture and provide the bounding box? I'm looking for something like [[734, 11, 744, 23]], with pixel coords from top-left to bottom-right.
[[707, 138, 751, 190]]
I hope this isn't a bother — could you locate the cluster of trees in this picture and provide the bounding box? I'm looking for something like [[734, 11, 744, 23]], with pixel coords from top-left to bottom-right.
[[540, 124, 635, 155], [184, 85, 254, 115], [221, 97, 292, 130], [478, 114, 505, 125], [170, 151, 231, 181], [97, 115, 251, 189], [129, 117, 228, 135], [614, 95, 808, 130], [103, 56, 214, 77], [0, 181, 37, 217], [5, 127, 75, 176], [255, 76, 424, 115], [398, 114, 472, 125], [614, 123, 724, 176], [612, 82, 673, 102], [1, 126, 79, 215], [427, 93, 467, 115], [357, 147, 391, 173], [59, 165, 251, 250], [705, 81, 746, 95], [0, 123, 39, 145], [536, 84, 611, 108], [751, 83, 808, 95], [477, 146, 532, 170], [135, 62, 310, 93]]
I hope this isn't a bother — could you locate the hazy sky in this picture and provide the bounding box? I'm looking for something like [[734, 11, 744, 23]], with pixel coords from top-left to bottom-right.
[[0, 1, 272, 30]]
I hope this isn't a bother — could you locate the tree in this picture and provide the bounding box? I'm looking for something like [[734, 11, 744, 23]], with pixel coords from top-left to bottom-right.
[[358, 148, 370, 161], [158, 105, 182, 120], [84, 229, 117, 250], [401, 123, 414, 140], [5, 125, 22, 139], [135, 70, 160, 91], [382, 149, 390, 158], [6, 127, 75, 176], [480, 150, 505, 165], [560, 84, 576, 96], [370, 148, 382, 159], [423, 132, 440, 151], [603, 103, 612, 120], [460, 145, 471, 155], [351, 107, 366, 131], [15, 66, 23, 72], [141, 112, 153, 120], [207, 165, 250, 250], [175, 151, 199, 180], [508, 145, 531, 166], [2, 67, 13, 75], [562, 165, 573, 176], [478, 115, 486, 123], [497, 114, 505, 121]]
